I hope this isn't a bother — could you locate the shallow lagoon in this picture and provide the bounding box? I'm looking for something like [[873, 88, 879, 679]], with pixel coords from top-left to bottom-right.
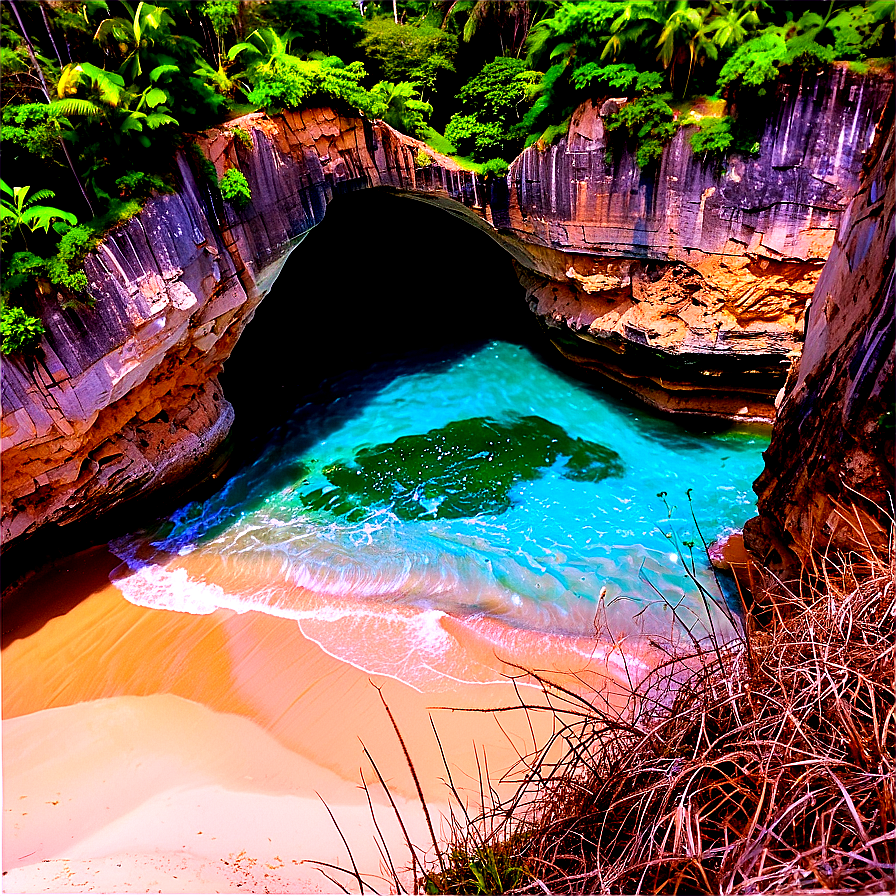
[[111, 339, 768, 684]]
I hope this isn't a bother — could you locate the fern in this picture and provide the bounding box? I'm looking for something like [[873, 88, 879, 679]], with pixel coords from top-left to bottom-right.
[[0, 304, 45, 355], [49, 98, 103, 118]]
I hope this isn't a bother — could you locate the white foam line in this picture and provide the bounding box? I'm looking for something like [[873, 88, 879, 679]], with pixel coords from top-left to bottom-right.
[[110, 559, 643, 694]]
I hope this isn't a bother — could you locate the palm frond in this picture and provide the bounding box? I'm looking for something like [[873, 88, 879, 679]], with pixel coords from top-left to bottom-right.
[[23, 206, 78, 233]]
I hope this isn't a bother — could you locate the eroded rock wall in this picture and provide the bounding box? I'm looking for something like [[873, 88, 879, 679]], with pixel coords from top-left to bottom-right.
[[749, 98, 895, 567], [507, 66, 891, 419], [1, 110, 480, 545]]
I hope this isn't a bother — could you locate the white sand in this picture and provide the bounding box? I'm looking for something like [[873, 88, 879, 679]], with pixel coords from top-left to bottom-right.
[[3, 549, 646, 894]]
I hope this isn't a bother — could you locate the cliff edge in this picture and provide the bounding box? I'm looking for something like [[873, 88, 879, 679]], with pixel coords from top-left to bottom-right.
[[749, 95, 894, 568]]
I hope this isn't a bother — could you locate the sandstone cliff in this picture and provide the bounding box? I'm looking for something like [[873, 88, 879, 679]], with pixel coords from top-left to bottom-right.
[[508, 66, 890, 419], [1, 66, 890, 547], [749, 96, 894, 568]]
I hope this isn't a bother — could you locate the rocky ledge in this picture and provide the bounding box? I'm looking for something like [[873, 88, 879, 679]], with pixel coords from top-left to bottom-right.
[[1, 65, 890, 547], [506, 66, 890, 419]]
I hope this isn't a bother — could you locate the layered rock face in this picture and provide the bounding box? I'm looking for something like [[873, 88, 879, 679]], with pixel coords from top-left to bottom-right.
[[507, 66, 890, 419], [1, 110, 478, 545], [1, 66, 890, 548], [749, 98, 894, 568]]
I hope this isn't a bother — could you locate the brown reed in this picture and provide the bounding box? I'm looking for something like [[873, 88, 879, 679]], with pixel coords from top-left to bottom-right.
[[418, 520, 896, 895]]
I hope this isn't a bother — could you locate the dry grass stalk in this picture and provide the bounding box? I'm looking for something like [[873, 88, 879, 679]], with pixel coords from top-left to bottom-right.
[[420, 517, 896, 894]]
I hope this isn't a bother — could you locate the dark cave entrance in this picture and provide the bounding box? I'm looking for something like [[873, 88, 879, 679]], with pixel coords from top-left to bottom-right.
[[0, 188, 549, 589], [220, 187, 546, 463]]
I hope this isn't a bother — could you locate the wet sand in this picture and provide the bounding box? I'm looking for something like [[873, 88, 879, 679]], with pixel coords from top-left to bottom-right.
[[2, 546, 648, 893]]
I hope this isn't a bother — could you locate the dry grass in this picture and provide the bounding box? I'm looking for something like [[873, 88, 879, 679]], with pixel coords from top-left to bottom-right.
[[414, 520, 896, 895], [327, 513, 895, 894]]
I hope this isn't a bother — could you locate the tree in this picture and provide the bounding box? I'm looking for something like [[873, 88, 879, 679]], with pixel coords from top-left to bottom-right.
[[705, 1, 762, 50], [4, 0, 96, 216], [369, 80, 433, 136], [444, 56, 539, 160], [261, 0, 363, 58], [53, 61, 180, 149], [358, 17, 458, 98], [442, 0, 539, 59], [655, 3, 720, 95], [93, 1, 177, 81]]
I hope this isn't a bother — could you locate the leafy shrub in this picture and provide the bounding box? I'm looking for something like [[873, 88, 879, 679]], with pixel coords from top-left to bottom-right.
[[604, 93, 678, 167], [444, 57, 539, 162], [45, 224, 95, 293], [246, 55, 373, 116], [358, 17, 457, 94], [2, 251, 47, 296], [415, 149, 433, 167], [369, 81, 432, 138], [689, 116, 733, 157], [1, 103, 72, 160], [480, 158, 510, 179], [0, 304, 45, 355], [456, 58, 540, 122], [114, 171, 171, 199], [231, 126, 254, 150], [572, 63, 664, 94], [201, 0, 240, 37], [218, 168, 252, 209], [444, 115, 508, 162]]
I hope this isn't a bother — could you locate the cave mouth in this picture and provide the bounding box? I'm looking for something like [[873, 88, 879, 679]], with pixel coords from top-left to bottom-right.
[[221, 187, 545, 464]]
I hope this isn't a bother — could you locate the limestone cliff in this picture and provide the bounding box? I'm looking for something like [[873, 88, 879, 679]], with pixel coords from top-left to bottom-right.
[[1, 109, 468, 545], [749, 97, 894, 568], [508, 66, 890, 419], [1, 66, 890, 547]]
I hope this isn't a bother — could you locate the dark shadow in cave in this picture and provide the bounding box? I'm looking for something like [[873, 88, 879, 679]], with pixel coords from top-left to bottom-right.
[[220, 187, 547, 469]]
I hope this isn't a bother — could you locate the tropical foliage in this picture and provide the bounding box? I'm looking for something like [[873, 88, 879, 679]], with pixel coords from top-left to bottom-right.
[[358, 16, 458, 98], [445, 56, 539, 160], [0, 302, 45, 355], [218, 168, 252, 209], [1, 0, 892, 353], [522, 0, 893, 157]]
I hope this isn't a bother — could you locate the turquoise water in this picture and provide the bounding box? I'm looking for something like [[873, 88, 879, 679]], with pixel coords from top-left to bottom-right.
[[112, 341, 768, 660]]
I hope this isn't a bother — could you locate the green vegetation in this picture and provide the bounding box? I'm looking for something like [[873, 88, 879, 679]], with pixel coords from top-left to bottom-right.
[[358, 16, 457, 98], [369, 79, 432, 137], [1, 0, 891, 352], [44, 224, 95, 294], [689, 113, 733, 156], [524, 0, 893, 155], [444, 56, 539, 161], [0, 302, 45, 355], [231, 126, 254, 150], [480, 158, 510, 179], [0, 180, 77, 245], [218, 168, 252, 209]]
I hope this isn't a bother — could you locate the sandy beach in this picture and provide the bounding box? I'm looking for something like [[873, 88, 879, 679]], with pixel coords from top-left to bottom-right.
[[2, 546, 646, 894]]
